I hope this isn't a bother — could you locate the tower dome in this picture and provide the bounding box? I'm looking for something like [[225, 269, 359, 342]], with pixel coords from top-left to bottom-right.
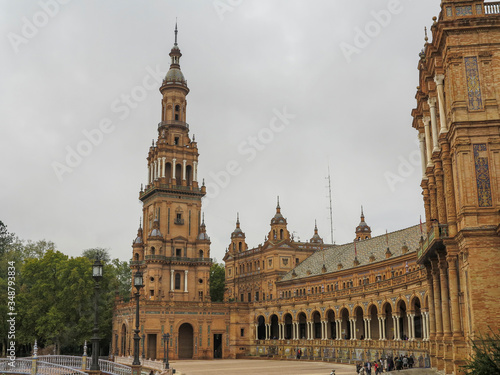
[[163, 22, 188, 86], [355, 206, 371, 241]]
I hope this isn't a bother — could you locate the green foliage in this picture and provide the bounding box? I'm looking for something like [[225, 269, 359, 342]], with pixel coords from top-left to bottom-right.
[[0, 221, 131, 356], [209, 262, 225, 302], [464, 330, 500, 375], [82, 247, 111, 263]]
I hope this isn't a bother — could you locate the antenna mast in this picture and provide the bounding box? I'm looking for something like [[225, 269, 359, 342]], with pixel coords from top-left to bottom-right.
[[327, 164, 335, 244]]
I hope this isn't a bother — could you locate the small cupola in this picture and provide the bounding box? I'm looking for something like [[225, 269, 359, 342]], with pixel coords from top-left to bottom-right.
[[355, 206, 372, 241]]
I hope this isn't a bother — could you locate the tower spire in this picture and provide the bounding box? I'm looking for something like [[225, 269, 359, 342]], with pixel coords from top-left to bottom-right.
[[174, 19, 178, 46]]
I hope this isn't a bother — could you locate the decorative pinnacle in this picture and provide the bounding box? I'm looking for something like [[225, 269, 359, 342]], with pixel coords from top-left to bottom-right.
[[276, 196, 280, 211], [236, 212, 240, 226], [424, 26, 428, 42], [33, 340, 38, 358], [174, 19, 178, 46], [202, 212, 205, 225], [361, 205, 364, 217]]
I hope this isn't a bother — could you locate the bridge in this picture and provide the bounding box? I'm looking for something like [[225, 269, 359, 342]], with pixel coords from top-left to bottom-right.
[[0, 355, 173, 375]]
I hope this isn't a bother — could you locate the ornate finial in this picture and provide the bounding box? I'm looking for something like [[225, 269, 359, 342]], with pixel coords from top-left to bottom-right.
[[236, 212, 240, 226], [33, 339, 38, 358], [139, 217, 142, 229], [361, 205, 364, 217], [432, 16, 437, 26], [193, 134, 196, 142], [202, 212, 205, 225], [174, 19, 178, 46], [424, 26, 428, 42], [315, 219, 318, 229], [140, 183, 143, 192], [83, 340, 88, 356], [202, 178, 205, 187]]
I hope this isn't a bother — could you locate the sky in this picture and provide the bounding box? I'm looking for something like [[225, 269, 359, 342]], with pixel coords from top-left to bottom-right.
[[1, 1, 441, 263]]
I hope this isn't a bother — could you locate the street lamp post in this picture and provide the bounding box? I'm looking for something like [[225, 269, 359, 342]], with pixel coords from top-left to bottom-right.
[[162, 333, 170, 369], [133, 269, 144, 367], [90, 259, 103, 372]]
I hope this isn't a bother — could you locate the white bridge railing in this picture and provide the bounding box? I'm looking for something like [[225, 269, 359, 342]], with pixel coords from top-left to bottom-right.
[[0, 358, 87, 374], [36, 355, 132, 375]]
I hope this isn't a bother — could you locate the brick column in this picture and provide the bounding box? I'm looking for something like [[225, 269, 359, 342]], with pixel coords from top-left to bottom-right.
[[447, 254, 462, 337], [426, 264, 437, 339], [434, 161, 447, 224], [428, 175, 438, 222], [441, 142, 457, 237], [431, 259, 443, 338], [438, 254, 452, 338]]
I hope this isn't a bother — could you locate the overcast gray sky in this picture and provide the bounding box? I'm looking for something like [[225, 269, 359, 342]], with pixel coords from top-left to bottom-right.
[[1, 1, 440, 262]]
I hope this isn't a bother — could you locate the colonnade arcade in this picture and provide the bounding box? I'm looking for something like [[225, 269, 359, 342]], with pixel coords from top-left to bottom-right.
[[255, 296, 429, 342]]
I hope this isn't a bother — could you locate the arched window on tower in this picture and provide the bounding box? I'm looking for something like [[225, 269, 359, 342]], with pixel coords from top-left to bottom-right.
[[134, 253, 139, 261], [199, 250, 204, 259], [175, 105, 180, 121], [151, 247, 155, 256], [238, 242, 242, 252], [280, 229, 283, 240]]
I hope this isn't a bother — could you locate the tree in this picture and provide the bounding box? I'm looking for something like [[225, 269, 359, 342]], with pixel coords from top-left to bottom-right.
[[0, 221, 14, 256], [82, 247, 111, 263], [209, 262, 225, 302], [463, 330, 500, 374]]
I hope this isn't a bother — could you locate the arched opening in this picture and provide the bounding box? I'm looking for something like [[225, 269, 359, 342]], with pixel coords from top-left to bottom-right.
[[298, 312, 307, 339], [238, 242, 242, 252], [175, 164, 182, 185], [175, 273, 181, 290], [174, 105, 180, 121], [280, 229, 283, 240], [120, 324, 127, 356], [340, 308, 350, 340], [257, 315, 265, 340], [354, 306, 364, 339], [413, 297, 423, 339], [284, 313, 293, 339], [151, 247, 155, 256], [270, 314, 279, 339], [165, 162, 172, 183], [384, 302, 393, 340], [327, 309, 336, 339], [369, 305, 379, 340], [312, 311, 322, 339], [134, 253, 139, 260], [199, 249, 204, 259], [186, 165, 192, 186], [178, 323, 194, 358], [398, 300, 408, 340]]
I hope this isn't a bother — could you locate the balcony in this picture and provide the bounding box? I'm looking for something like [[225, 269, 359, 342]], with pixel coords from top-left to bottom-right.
[[417, 224, 448, 263], [158, 120, 189, 129], [174, 218, 184, 225], [140, 183, 203, 200], [143, 255, 212, 263], [485, 2, 500, 14]]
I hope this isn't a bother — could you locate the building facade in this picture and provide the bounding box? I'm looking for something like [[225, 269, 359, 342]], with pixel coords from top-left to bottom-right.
[[413, 1, 500, 374], [112, 3, 500, 373]]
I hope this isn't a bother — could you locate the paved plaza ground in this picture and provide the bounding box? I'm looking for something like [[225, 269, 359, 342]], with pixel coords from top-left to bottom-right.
[[169, 359, 356, 375]]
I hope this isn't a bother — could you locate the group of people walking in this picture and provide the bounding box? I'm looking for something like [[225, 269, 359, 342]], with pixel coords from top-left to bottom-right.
[[356, 354, 415, 374]]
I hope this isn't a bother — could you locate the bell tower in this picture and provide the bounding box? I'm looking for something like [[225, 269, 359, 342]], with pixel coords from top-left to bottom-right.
[[132, 24, 211, 303], [413, 2, 500, 373]]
